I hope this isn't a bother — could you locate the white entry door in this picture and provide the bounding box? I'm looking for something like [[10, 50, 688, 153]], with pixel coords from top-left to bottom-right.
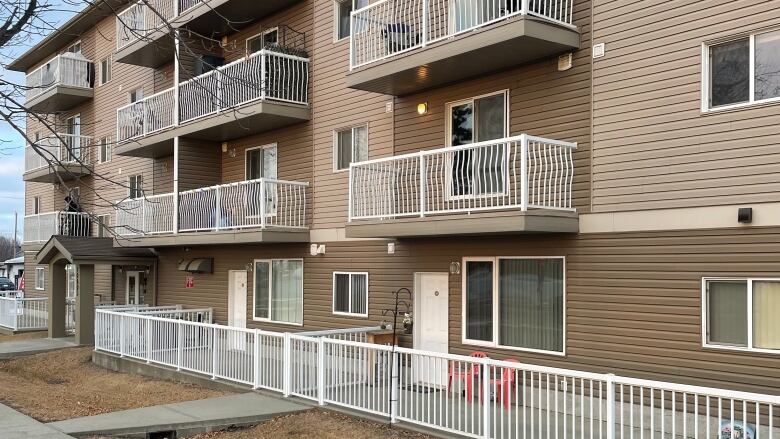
[[126, 271, 141, 305], [414, 272, 449, 387], [228, 270, 248, 329]]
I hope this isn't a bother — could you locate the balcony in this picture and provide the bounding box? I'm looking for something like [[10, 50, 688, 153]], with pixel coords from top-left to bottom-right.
[[115, 49, 310, 158], [346, 134, 578, 238], [346, 0, 580, 95], [114, 178, 309, 246], [24, 134, 92, 183], [23, 212, 92, 245], [25, 53, 94, 112], [115, 0, 305, 68]]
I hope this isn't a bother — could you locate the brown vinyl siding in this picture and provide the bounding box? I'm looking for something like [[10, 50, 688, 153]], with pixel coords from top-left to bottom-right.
[[156, 226, 780, 395], [591, 0, 780, 212]]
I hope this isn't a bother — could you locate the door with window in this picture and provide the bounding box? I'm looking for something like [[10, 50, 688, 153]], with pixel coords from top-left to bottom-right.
[[245, 145, 278, 220], [64, 115, 81, 162], [446, 92, 507, 198], [126, 271, 144, 305]]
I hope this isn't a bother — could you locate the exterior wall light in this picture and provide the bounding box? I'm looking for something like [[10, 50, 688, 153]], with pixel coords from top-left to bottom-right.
[[417, 102, 428, 115]]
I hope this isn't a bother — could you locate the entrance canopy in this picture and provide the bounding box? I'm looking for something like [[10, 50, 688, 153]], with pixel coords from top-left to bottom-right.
[[36, 236, 156, 265]]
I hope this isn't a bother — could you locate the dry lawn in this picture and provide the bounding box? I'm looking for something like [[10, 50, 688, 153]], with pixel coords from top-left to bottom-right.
[[190, 410, 435, 439], [0, 346, 233, 422], [0, 330, 47, 343]]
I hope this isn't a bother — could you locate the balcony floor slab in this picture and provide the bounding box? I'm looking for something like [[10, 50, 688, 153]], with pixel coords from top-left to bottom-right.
[[116, 228, 310, 247], [346, 16, 580, 96], [345, 209, 578, 238], [115, 100, 310, 158], [23, 164, 91, 183], [114, 28, 174, 68], [27, 85, 93, 113]]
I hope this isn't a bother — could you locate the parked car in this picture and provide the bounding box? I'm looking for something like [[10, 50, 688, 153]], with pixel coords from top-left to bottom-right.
[[0, 277, 15, 291]]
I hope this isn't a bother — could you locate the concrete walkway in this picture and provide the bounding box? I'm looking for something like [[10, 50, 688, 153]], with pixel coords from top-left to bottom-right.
[[0, 403, 75, 438], [48, 392, 309, 437], [0, 337, 78, 359]]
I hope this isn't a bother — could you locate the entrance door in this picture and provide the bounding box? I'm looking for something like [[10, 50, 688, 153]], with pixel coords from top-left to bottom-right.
[[228, 270, 248, 329], [414, 272, 449, 386], [126, 271, 141, 305]]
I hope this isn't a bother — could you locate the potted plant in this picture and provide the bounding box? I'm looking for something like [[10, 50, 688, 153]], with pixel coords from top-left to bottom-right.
[[402, 313, 413, 334]]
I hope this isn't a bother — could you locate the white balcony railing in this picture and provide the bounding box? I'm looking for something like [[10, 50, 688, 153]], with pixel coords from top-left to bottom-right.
[[24, 134, 92, 174], [23, 211, 92, 244], [25, 53, 93, 101], [0, 297, 48, 331], [116, 50, 309, 142], [350, 0, 575, 68], [115, 178, 309, 236], [116, 0, 175, 51], [349, 134, 576, 221]]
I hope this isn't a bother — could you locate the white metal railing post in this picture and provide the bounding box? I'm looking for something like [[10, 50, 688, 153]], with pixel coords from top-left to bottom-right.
[[521, 0, 529, 15], [145, 317, 152, 363], [260, 180, 267, 229], [11, 297, 18, 331], [260, 52, 267, 100], [215, 185, 221, 231], [520, 134, 529, 211], [606, 373, 616, 439], [482, 360, 490, 438], [421, 0, 428, 47], [347, 166, 353, 222], [141, 198, 147, 234], [283, 332, 291, 397], [253, 329, 260, 390], [390, 351, 400, 424], [317, 337, 325, 406], [419, 154, 426, 217], [119, 314, 126, 357], [211, 326, 218, 379], [176, 320, 183, 371]]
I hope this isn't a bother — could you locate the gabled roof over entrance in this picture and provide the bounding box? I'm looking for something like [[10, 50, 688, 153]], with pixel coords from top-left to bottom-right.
[[36, 236, 156, 265]]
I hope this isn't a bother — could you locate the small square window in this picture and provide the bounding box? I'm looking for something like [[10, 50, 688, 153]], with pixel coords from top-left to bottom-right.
[[333, 272, 368, 316], [334, 124, 368, 171]]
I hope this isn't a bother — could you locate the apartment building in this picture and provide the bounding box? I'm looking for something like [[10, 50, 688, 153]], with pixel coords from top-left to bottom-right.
[[12, 0, 780, 397]]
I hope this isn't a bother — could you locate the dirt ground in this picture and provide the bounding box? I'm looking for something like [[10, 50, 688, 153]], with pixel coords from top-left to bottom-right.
[[0, 330, 46, 343], [189, 410, 435, 439], [0, 347, 233, 422]]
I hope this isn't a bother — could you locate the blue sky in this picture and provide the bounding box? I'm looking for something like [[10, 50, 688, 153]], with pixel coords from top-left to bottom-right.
[[0, 3, 76, 239]]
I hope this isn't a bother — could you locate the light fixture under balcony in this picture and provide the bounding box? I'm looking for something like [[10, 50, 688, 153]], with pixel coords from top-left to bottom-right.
[[417, 102, 428, 115]]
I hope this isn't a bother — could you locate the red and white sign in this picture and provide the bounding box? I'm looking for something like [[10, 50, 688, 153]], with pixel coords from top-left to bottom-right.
[[185, 275, 194, 288]]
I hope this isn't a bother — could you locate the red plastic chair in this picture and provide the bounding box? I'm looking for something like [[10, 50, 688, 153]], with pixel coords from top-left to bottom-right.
[[486, 358, 519, 410], [448, 351, 488, 401]]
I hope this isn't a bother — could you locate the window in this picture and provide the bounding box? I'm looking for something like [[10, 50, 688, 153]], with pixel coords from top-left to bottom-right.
[[33, 196, 40, 215], [66, 41, 81, 54], [253, 259, 303, 325], [334, 124, 368, 171], [97, 214, 110, 238], [129, 175, 143, 199], [703, 278, 780, 352], [333, 272, 368, 317], [35, 267, 45, 290], [99, 56, 112, 85], [64, 115, 82, 161], [247, 27, 279, 54], [335, 0, 368, 40], [704, 29, 780, 110], [463, 257, 565, 355], [195, 55, 224, 76], [129, 88, 144, 103], [66, 264, 77, 299], [99, 137, 112, 163], [245, 144, 278, 180]]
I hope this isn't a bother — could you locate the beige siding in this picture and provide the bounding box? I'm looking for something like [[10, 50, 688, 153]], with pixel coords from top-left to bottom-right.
[[591, 0, 780, 212]]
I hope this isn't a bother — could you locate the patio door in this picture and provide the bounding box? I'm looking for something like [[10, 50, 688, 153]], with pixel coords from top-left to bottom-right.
[[245, 144, 278, 220], [446, 91, 508, 199], [413, 272, 449, 387], [126, 271, 142, 305], [65, 115, 81, 162]]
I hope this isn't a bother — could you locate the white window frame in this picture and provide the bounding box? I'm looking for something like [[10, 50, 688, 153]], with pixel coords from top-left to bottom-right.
[[252, 258, 304, 326], [333, 123, 368, 172], [129, 88, 144, 103], [35, 267, 45, 290], [66, 40, 82, 54], [99, 55, 112, 86], [246, 27, 279, 55], [244, 143, 278, 180], [99, 137, 112, 163], [96, 214, 110, 237], [33, 196, 41, 215], [701, 277, 780, 354], [128, 174, 143, 199], [461, 256, 566, 356], [332, 271, 369, 317], [701, 29, 780, 112]]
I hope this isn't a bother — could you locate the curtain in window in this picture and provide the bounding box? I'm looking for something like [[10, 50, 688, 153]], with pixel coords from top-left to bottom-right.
[[465, 261, 493, 342], [753, 281, 780, 350], [498, 259, 563, 352], [351, 274, 367, 314], [707, 281, 747, 346], [254, 261, 270, 319], [353, 126, 368, 163], [334, 273, 350, 313], [271, 260, 303, 324]]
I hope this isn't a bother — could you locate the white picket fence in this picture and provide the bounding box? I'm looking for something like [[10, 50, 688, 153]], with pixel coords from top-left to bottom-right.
[[114, 178, 309, 236], [25, 53, 93, 101], [349, 134, 576, 221], [350, 0, 575, 68], [95, 309, 780, 439]]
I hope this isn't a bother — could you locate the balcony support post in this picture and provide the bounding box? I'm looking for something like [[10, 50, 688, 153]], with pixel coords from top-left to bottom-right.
[[521, 0, 529, 15], [215, 185, 221, 231], [173, 136, 180, 235], [260, 179, 267, 229], [419, 154, 426, 217], [261, 52, 266, 101], [520, 134, 528, 211], [174, 29, 180, 127]]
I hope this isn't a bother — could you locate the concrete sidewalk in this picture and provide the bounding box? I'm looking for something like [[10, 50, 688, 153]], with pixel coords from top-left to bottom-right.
[[0, 336, 78, 359], [48, 392, 309, 437], [0, 403, 75, 438]]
